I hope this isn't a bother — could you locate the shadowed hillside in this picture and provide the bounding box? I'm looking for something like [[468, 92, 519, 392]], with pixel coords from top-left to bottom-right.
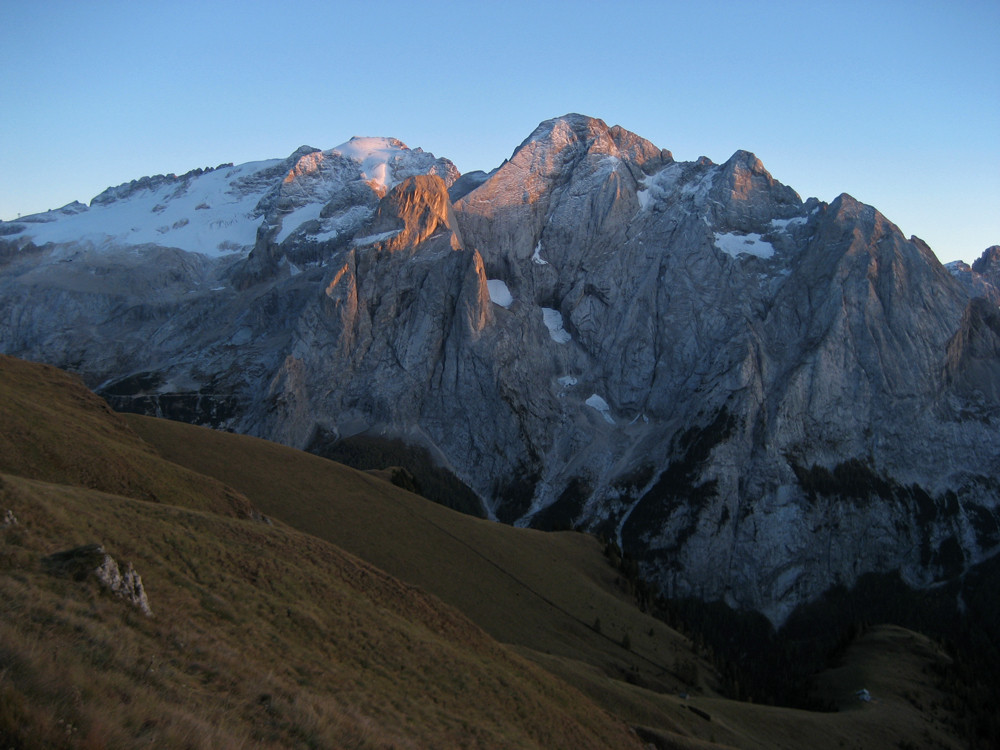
[[0, 355, 645, 749], [125, 412, 712, 698], [0, 356, 255, 518], [0, 354, 969, 749], [126, 412, 967, 750]]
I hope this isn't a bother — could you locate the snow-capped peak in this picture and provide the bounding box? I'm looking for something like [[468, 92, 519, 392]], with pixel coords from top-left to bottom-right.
[[332, 136, 409, 192], [2, 136, 459, 258], [1, 158, 285, 257], [518, 113, 605, 149], [329, 136, 457, 194]]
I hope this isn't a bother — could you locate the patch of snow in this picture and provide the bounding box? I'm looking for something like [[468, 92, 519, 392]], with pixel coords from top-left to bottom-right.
[[352, 228, 402, 246], [311, 227, 340, 242], [557, 375, 577, 387], [531, 240, 549, 265], [681, 167, 716, 201], [276, 202, 324, 243], [310, 204, 375, 242], [636, 187, 652, 211], [541, 307, 571, 343], [594, 154, 621, 177], [637, 163, 684, 211], [714, 231, 775, 259], [486, 279, 513, 308], [769, 216, 807, 231], [15, 201, 88, 223], [585, 393, 615, 424]]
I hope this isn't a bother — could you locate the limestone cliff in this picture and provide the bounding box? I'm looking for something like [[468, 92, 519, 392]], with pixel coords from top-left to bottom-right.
[[2, 114, 998, 624]]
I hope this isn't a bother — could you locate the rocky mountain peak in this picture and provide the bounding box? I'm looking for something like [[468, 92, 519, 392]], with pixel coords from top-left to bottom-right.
[[282, 148, 326, 183], [719, 149, 769, 180], [360, 175, 463, 253], [506, 114, 666, 184], [517, 113, 609, 149], [608, 124, 672, 167], [972, 245, 1000, 279], [827, 192, 880, 227], [330, 136, 459, 195], [2, 114, 998, 630], [708, 149, 802, 230], [946, 247, 1000, 305], [286, 144, 323, 162]]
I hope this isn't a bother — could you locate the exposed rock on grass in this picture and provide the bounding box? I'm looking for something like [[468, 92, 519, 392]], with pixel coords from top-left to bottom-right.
[[43, 543, 152, 616]]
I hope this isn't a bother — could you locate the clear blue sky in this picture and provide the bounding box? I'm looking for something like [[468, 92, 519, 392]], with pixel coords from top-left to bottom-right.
[[1, 0, 997, 264]]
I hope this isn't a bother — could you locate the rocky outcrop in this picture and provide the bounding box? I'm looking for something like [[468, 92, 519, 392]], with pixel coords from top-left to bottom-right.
[[253, 173, 495, 458], [43, 544, 152, 616], [362, 174, 464, 253], [944, 296, 1000, 409], [946, 246, 1000, 305], [971, 245, 1000, 282], [2, 114, 998, 625]]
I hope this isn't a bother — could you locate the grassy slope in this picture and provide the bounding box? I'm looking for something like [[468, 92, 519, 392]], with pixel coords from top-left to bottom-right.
[[0, 355, 645, 749], [0, 354, 966, 749], [125, 414, 710, 696], [0, 475, 641, 750], [127, 414, 965, 750], [0, 356, 255, 518]]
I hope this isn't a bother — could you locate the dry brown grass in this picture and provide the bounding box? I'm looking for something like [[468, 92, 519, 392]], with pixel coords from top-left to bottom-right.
[[126, 414, 970, 750], [125, 413, 712, 696], [0, 473, 644, 749], [0, 355, 645, 748], [0, 355, 254, 518]]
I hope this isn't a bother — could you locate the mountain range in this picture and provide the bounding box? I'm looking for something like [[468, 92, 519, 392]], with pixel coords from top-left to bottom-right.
[[2, 113, 998, 628]]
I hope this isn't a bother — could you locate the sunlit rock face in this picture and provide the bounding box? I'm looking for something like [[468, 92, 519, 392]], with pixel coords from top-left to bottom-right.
[[2, 114, 998, 625]]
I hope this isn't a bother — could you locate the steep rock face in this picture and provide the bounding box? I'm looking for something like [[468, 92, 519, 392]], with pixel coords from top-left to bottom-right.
[[1, 114, 998, 625], [452, 115, 999, 622], [944, 296, 1000, 409], [612, 197, 980, 618], [363, 174, 464, 253], [971, 245, 1000, 282], [251, 174, 496, 464]]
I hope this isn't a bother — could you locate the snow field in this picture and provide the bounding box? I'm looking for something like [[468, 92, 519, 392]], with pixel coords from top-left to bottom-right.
[[6, 159, 284, 257], [541, 307, 571, 343], [713, 231, 775, 259], [486, 279, 513, 308], [585, 393, 615, 424]]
